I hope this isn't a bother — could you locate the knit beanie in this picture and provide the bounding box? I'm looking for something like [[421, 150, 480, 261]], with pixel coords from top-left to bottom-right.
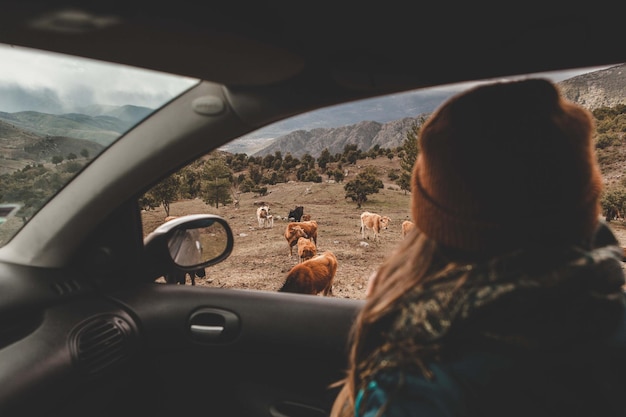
[[411, 78, 603, 255]]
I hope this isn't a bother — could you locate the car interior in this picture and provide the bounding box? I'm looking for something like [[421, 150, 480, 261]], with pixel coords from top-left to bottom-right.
[[0, 2, 625, 417]]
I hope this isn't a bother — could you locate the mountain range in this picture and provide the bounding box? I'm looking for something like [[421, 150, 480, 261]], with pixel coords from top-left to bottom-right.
[[1, 63, 626, 172], [247, 63, 626, 158]]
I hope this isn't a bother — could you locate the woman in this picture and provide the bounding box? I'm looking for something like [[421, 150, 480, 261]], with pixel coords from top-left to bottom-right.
[[331, 79, 626, 416]]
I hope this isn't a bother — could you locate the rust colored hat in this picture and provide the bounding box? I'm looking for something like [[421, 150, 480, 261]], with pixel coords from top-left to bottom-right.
[[411, 78, 603, 255]]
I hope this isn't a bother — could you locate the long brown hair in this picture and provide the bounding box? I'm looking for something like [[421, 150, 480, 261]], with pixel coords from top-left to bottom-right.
[[330, 228, 447, 417]]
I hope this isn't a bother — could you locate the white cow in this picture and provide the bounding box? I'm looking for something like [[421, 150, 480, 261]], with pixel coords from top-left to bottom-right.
[[360, 211, 391, 241], [256, 205, 271, 228]]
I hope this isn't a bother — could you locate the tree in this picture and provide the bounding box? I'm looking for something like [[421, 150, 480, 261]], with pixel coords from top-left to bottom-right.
[[601, 187, 626, 221], [396, 118, 423, 194], [317, 148, 331, 171], [80, 149, 89, 158], [67, 152, 77, 161], [344, 170, 383, 208], [248, 164, 263, 184], [145, 174, 180, 217], [202, 157, 233, 208], [301, 153, 315, 170], [283, 153, 296, 170], [51, 155, 64, 165], [204, 177, 233, 208], [178, 162, 203, 199]]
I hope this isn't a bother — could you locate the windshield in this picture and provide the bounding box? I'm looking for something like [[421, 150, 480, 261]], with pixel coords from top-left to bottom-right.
[[0, 43, 198, 246]]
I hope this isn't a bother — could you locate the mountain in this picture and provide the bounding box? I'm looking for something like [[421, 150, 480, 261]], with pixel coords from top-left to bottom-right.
[[0, 119, 104, 175], [251, 117, 421, 158], [558, 64, 626, 109], [0, 103, 149, 174], [0, 104, 151, 146], [2, 63, 626, 164], [244, 63, 626, 158], [228, 89, 456, 156]]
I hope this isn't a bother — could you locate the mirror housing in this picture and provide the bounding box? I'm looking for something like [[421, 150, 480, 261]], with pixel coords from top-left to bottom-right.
[[143, 214, 234, 282]]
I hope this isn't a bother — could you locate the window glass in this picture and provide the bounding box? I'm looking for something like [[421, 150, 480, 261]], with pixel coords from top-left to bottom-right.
[[0, 43, 198, 246], [139, 64, 625, 296]]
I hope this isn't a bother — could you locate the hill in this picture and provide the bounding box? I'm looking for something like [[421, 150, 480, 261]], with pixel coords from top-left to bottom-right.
[[559, 63, 626, 109], [252, 117, 421, 159], [0, 119, 104, 174]]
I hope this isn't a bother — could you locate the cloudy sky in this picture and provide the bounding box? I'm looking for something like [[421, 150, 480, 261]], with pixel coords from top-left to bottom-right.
[[0, 43, 198, 113], [0, 42, 613, 116]]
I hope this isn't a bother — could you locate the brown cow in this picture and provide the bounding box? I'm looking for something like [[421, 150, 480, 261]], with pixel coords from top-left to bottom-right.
[[285, 220, 318, 258], [360, 211, 391, 241], [278, 251, 338, 296], [298, 220, 318, 245], [297, 236, 317, 263], [284, 224, 308, 257], [401, 220, 416, 238], [301, 214, 311, 222]]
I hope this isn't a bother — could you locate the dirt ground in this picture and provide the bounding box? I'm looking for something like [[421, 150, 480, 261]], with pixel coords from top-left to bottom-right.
[[142, 180, 412, 300], [142, 180, 626, 300]]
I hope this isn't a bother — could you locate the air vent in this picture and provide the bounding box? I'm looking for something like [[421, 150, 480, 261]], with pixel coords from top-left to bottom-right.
[[70, 315, 136, 375], [52, 279, 81, 296]]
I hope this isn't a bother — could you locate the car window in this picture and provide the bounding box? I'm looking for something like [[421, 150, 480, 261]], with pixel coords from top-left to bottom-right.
[[141, 64, 626, 298], [0, 43, 198, 246]]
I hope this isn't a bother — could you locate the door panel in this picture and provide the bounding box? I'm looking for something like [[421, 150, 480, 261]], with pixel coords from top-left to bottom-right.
[[109, 284, 363, 417]]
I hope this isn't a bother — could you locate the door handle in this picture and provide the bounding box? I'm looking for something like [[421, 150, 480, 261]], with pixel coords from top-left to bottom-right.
[[188, 307, 240, 343]]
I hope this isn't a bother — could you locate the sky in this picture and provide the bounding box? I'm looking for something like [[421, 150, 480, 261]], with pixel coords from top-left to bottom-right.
[[0, 41, 614, 116], [0, 43, 198, 112]]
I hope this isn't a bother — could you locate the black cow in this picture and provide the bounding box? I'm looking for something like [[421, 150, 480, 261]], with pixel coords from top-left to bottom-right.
[[288, 205, 304, 222], [165, 268, 206, 285]]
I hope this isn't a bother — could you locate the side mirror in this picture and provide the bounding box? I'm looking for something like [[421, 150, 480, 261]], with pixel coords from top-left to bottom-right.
[[143, 214, 234, 280]]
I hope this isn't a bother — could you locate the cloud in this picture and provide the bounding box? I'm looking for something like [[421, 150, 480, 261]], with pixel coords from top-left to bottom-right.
[[0, 43, 198, 112]]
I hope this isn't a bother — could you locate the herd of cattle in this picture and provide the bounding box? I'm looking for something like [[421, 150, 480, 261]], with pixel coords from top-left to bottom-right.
[[258, 205, 417, 296], [161, 206, 418, 295]]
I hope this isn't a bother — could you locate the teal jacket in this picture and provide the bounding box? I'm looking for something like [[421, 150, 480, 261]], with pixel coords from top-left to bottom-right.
[[357, 303, 626, 417]]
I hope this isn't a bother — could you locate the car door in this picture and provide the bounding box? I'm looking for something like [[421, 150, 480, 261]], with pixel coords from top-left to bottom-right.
[[0, 195, 364, 417]]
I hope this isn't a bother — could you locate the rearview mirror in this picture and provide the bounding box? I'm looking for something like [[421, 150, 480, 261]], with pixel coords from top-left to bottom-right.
[[143, 214, 234, 279]]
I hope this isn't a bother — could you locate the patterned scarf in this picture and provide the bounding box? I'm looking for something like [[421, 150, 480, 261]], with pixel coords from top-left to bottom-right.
[[358, 242, 626, 382]]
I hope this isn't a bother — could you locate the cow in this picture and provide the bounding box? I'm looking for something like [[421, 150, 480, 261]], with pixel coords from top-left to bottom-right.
[[606, 207, 624, 222], [297, 236, 317, 263], [296, 220, 318, 246], [285, 220, 318, 256], [301, 214, 311, 222], [360, 211, 391, 241], [288, 205, 304, 222], [165, 268, 206, 285], [266, 214, 274, 228], [278, 251, 338, 296], [256, 204, 270, 228], [284, 224, 309, 257], [401, 220, 416, 238]]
